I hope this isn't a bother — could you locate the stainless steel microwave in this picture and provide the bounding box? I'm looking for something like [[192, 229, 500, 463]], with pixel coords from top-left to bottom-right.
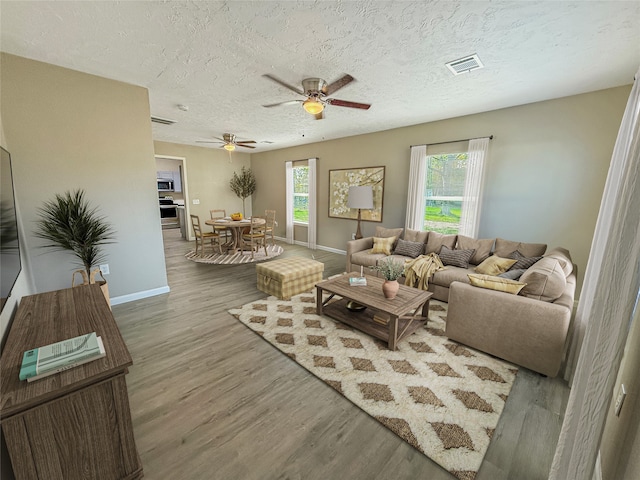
[[157, 178, 174, 191]]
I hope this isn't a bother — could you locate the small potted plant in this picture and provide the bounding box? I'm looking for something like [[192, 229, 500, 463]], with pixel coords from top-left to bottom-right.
[[370, 257, 405, 299]]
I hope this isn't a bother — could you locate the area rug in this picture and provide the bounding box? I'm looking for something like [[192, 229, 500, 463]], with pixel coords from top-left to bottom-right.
[[185, 244, 283, 265], [229, 292, 517, 480]]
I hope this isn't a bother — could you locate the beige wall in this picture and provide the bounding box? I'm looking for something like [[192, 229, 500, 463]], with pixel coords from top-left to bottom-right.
[[600, 305, 640, 479], [0, 53, 168, 309], [153, 141, 252, 232], [251, 85, 631, 293]]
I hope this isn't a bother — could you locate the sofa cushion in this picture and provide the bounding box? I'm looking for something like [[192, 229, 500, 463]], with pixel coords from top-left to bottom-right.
[[508, 250, 543, 270], [431, 266, 473, 287], [519, 257, 567, 302], [457, 235, 495, 265], [371, 236, 396, 255], [474, 255, 517, 276], [425, 232, 457, 255], [468, 273, 527, 295], [498, 268, 527, 280], [404, 228, 429, 244], [375, 226, 404, 239], [439, 246, 475, 268], [544, 247, 573, 276], [494, 238, 547, 258], [351, 250, 387, 268], [393, 238, 424, 258]]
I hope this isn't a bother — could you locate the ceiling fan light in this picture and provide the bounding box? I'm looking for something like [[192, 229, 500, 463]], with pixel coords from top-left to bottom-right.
[[303, 99, 324, 115], [223, 143, 235, 151]]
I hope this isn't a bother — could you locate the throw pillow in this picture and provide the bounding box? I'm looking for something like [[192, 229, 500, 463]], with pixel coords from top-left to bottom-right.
[[468, 273, 527, 295], [425, 231, 457, 255], [403, 228, 429, 244], [474, 255, 517, 276], [456, 235, 495, 265], [494, 238, 547, 258], [498, 268, 527, 280], [438, 246, 475, 268], [507, 250, 542, 270], [371, 236, 396, 255], [393, 238, 424, 258]]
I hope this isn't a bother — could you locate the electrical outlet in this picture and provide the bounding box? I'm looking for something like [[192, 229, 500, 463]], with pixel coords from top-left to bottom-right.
[[614, 384, 627, 416], [351, 233, 356, 240], [99, 264, 110, 275], [192, 199, 200, 205]]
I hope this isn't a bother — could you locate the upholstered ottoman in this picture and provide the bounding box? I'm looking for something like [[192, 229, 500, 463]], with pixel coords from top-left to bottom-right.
[[256, 257, 324, 300]]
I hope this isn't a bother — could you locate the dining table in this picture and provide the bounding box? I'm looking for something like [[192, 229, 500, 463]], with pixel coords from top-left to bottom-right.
[[205, 217, 266, 255]]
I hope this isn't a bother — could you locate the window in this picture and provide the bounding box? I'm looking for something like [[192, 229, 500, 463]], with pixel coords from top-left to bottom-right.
[[293, 165, 309, 224], [424, 153, 468, 234], [406, 138, 489, 237]]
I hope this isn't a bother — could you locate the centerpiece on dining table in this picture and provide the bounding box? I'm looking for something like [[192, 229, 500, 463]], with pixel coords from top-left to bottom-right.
[[230, 212, 243, 221]]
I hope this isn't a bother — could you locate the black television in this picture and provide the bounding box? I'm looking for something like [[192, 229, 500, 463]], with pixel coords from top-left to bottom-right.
[[1, 146, 22, 312]]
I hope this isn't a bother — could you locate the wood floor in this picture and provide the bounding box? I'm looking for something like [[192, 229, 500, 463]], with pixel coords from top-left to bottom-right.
[[112, 228, 570, 480]]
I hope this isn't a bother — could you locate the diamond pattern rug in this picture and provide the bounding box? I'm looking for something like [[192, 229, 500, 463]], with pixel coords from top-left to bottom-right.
[[229, 292, 517, 480]]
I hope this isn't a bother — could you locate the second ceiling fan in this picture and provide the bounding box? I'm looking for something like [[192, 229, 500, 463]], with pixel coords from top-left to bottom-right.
[[262, 74, 371, 119], [196, 133, 256, 151]]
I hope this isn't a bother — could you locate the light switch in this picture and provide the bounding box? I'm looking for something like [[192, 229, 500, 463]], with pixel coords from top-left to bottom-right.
[[192, 199, 200, 205], [614, 384, 627, 417]]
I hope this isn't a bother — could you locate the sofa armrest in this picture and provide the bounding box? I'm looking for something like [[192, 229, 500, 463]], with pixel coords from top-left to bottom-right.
[[446, 281, 573, 377], [346, 237, 373, 272]]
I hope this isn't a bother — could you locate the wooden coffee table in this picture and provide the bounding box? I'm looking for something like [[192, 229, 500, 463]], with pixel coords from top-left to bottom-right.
[[315, 274, 432, 350]]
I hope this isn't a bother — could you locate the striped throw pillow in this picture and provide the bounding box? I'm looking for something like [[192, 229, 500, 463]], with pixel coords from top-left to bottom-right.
[[438, 246, 475, 268], [393, 239, 424, 258], [508, 250, 542, 270]]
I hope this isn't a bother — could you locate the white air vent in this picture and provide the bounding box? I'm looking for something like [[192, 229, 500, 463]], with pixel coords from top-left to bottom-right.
[[446, 54, 484, 76], [151, 116, 176, 125]]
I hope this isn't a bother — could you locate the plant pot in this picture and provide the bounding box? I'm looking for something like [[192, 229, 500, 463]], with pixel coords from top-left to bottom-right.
[[382, 279, 399, 299]]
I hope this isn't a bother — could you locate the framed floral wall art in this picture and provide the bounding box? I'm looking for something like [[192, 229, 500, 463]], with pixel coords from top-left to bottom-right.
[[329, 166, 385, 222]]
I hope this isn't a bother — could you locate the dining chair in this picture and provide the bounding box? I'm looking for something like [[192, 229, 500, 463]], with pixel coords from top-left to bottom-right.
[[210, 209, 231, 243], [190, 214, 222, 256], [264, 209, 276, 246], [241, 216, 268, 259]]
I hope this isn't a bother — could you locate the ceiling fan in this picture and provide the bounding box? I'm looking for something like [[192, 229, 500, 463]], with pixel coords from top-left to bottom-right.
[[196, 133, 256, 151], [262, 74, 371, 120]]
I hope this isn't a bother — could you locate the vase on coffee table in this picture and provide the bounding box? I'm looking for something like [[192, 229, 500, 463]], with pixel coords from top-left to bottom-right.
[[382, 279, 399, 299]]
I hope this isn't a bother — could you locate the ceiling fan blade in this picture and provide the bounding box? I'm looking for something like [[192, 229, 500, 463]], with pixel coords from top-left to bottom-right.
[[314, 111, 324, 120], [324, 74, 354, 95], [262, 74, 305, 95], [326, 98, 371, 110], [263, 100, 303, 108], [196, 140, 224, 144], [238, 144, 256, 149]]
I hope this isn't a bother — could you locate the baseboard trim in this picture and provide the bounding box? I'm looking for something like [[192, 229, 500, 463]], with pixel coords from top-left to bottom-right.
[[110, 286, 170, 306], [274, 236, 346, 255]]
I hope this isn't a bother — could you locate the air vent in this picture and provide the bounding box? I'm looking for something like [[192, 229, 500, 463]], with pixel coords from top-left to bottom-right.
[[151, 116, 176, 125], [446, 54, 484, 76]]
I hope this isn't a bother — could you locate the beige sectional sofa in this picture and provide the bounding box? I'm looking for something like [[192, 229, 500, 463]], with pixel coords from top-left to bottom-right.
[[345, 227, 576, 377]]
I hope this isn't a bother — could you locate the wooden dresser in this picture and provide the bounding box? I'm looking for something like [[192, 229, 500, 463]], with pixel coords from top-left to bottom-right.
[[0, 285, 143, 479]]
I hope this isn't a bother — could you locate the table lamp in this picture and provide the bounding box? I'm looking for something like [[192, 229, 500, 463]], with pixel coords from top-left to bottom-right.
[[347, 185, 374, 240]]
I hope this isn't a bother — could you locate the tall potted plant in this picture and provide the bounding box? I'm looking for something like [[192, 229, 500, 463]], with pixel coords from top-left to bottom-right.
[[229, 166, 256, 217], [35, 189, 115, 300]]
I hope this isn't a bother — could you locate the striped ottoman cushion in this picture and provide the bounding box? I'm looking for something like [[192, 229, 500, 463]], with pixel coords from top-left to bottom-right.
[[256, 257, 324, 300]]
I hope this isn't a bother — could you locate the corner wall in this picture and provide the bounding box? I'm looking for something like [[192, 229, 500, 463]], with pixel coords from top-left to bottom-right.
[[250, 85, 631, 294], [1, 53, 168, 302]]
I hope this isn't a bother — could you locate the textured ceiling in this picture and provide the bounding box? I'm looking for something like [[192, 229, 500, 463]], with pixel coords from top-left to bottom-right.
[[1, 1, 639, 152]]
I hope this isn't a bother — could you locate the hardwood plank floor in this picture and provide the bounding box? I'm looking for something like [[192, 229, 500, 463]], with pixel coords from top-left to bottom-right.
[[112, 228, 569, 479]]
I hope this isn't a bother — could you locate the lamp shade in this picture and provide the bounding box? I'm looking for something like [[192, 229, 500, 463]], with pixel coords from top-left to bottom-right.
[[303, 99, 324, 115], [347, 186, 374, 209]]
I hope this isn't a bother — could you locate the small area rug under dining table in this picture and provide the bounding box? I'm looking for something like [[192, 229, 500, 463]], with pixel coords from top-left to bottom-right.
[[185, 244, 283, 265], [229, 290, 517, 480]]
